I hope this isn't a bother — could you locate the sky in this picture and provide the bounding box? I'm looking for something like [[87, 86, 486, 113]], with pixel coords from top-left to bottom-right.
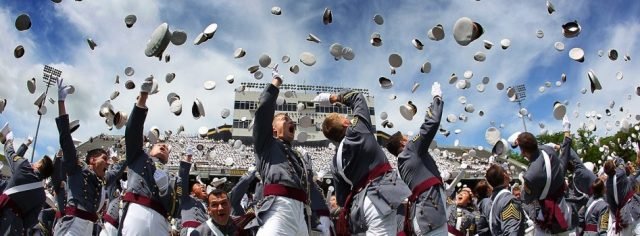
[[0, 0, 639, 161]]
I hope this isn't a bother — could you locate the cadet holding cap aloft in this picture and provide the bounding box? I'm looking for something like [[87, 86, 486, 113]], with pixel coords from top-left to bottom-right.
[[53, 79, 124, 235], [317, 79, 411, 235], [516, 119, 572, 234], [119, 76, 186, 235], [248, 64, 329, 236], [179, 148, 208, 236], [384, 82, 449, 235], [603, 150, 640, 234]]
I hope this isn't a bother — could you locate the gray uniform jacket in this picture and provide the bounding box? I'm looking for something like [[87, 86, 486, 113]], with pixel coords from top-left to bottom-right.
[[605, 157, 640, 232], [250, 84, 313, 226], [397, 96, 446, 233], [50, 156, 66, 214], [489, 186, 526, 236], [522, 144, 571, 233], [578, 197, 609, 236], [103, 160, 126, 228], [446, 204, 477, 235], [476, 197, 492, 236], [331, 90, 411, 233], [191, 219, 237, 236], [0, 140, 46, 236], [123, 105, 181, 219]]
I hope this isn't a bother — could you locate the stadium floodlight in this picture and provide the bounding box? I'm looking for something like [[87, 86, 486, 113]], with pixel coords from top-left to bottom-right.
[[31, 65, 62, 162], [512, 84, 527, 132]]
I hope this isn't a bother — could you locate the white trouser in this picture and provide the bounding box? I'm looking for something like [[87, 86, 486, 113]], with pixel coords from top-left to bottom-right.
[[363, 196, 397, 236], [55, 216, 94, 236], [121, 203, 169, 236], [99, 222, 117, 236], [533, 227, 574, 236], [257, 196, 309, 236], [620, 221, 640, 235]]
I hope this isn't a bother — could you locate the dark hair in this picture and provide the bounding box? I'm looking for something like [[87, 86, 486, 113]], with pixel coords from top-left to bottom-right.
[[474, 180, 492, 199], [207, 188, 228, 207], [591, 178, 605, 198], [485, 164, 506, 188], [38, 155, 54, 179], [603, 160, 616, 176], [517, 132, 538, 159], [385, 132, 404, 156], [86, 148, 108, 165]]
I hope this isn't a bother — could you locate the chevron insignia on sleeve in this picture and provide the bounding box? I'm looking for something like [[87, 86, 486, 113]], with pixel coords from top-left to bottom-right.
[[600, 209, 610, 230], [427, 108, 433, 118], [412, 135, 420, 142], [176, 186, 182, 196], [13, 156, 21, 162], [501, 202, 521, 221], [350, 117, 358, 127]]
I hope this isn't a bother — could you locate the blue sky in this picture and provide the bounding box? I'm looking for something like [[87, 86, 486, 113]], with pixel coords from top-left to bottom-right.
[[1, 0, 639, 161]]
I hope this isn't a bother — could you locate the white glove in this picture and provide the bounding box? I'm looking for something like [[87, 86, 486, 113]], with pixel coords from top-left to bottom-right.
[[57, 78, 72, 101], [632, 142, 639, 153], [5, 132, 13, 142], [562, 115, 571, 132], [318, 216, 331, 236], [140, 77, 155, 94], [431, 82, 442, 98], [272, 63, 283, 80], [313, 93, 332, 106]]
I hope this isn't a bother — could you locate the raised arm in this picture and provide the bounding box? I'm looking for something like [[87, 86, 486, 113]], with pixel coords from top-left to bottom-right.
[[56, 79, 82, 174], [229, 171, 257, 217], [51, 154, 66, 212], [252, 69, 281, 153], [337, 90, 373, 133], [179, 154, 192, 201], [125, 85, 151, 164], [417, 83, 444, 155], [104, 159, 127, 188]]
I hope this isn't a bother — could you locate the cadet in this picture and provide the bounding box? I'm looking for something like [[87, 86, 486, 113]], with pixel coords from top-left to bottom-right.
[[249, 65, 326, 235], [603, 157, 640, 234], [516, 123, 572, 234], [475, 180, 493, 236], [53, 79, 126, 235], [119, 77, 185, 235], [385, 82, 448, 235], [486, 164, 526, 236], [318, 84, 411, 235], [578, 177, 609, 235], [446, 187, 478, 235], [0, 125, 54, 235], [179, 151, 207, 236], [192, 189, 237, 236]]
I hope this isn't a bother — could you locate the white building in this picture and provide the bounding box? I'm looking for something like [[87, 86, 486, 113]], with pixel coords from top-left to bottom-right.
[[232, 82, 377, 143]]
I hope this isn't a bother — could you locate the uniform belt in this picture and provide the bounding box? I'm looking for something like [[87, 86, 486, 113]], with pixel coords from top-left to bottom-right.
[[263, 184, 308, 204], [65, 206, 99, 222], [536, 183, 568, 232], [102, 212, 119, 228], [408, 177, 442, 202], [122, 192, 167, 217], [55, 210, 63, 219], [336, 162, 392, 236], [181, 220, 201, 228], [584, 224, 597, 232], [447, 224, 464, 236], [0, 194, 22, 217]]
